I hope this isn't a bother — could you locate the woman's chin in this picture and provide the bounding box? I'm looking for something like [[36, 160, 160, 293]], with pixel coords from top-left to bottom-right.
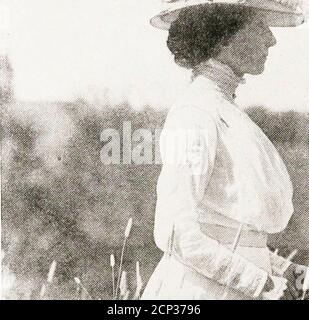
[[248, 65, 265, 75]]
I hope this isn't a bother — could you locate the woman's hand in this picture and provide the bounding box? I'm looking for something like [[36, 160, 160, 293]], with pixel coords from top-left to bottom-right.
[[284, 263, 308, 300], [261, 275, 289, 300]]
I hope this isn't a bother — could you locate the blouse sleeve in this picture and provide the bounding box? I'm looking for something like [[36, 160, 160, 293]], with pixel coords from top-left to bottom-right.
[[154, 106, 269, 299]]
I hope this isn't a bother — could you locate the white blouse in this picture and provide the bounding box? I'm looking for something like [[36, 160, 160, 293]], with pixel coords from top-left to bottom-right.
[[153, 59, 294, 298]]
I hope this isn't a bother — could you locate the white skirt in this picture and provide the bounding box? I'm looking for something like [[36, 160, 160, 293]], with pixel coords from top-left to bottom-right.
[[141, 245, 272, 300]]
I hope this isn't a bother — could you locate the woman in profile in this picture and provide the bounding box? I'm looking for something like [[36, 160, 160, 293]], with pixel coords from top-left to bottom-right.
[[141, 0, 306, 300]]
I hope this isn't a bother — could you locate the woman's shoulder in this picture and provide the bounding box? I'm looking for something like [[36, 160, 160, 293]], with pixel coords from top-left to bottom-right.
[[164, 103, 218, 132], [165, 87, 223, 130]]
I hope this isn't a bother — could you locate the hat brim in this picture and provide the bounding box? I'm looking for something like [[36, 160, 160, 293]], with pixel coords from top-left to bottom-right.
[[150, 4, 305, 29]]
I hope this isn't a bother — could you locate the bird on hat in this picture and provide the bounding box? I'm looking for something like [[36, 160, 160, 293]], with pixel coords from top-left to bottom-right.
[[151, 0, 305, 29]]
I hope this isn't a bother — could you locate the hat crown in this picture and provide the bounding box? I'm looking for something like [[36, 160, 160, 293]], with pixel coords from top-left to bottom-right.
[[161, 0, 302, 11], [152, 0, 305, 29]]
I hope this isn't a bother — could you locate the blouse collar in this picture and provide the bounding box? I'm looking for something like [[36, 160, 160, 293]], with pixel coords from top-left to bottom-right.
[[192, 58, 245, 103]]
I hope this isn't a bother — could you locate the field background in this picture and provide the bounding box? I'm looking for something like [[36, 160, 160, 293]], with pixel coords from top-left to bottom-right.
[[1, 98, 309, 300]]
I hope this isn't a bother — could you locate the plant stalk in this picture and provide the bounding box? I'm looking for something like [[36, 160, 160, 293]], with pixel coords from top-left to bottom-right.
[[115, 237, 127, 299]]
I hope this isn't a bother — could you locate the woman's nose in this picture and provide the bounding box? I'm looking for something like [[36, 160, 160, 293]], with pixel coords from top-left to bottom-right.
[[267, 31, 277, 47]]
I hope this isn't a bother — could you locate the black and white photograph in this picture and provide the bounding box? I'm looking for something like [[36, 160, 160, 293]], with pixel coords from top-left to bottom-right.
[[1, 0, 309, 302]]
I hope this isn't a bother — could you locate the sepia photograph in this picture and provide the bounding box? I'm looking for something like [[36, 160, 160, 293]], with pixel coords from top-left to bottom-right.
[[1, 0, 309, 302]]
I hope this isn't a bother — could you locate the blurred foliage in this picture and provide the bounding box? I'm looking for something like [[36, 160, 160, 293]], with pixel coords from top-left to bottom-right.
[[0, 55, 14, 106], [1, 101, 308, 299]]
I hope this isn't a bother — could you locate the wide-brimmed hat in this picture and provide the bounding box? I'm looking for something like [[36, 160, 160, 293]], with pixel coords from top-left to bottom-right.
[[150, 0, 305, 29]]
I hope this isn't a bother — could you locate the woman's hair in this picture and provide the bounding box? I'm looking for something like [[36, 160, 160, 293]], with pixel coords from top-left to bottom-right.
[[167, 4, 255, 69]]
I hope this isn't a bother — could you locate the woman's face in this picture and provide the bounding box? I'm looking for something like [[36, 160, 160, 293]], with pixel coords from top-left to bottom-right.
[[216, 15, 277, 76]]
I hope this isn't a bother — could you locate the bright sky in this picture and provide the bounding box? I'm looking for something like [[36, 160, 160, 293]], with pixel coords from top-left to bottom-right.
[[2, 0, 309, 111]]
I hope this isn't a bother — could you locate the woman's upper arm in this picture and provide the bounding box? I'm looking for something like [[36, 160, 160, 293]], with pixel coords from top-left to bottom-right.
[[161, 106, 218, 175], [154, 106, 218, 250]]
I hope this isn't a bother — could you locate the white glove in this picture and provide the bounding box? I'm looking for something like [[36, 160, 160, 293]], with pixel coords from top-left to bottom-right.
[[262, 276, 288, 300]]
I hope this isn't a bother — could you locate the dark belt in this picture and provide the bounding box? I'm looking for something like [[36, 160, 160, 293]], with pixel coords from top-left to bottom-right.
[[199, 223, 268, 248]]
